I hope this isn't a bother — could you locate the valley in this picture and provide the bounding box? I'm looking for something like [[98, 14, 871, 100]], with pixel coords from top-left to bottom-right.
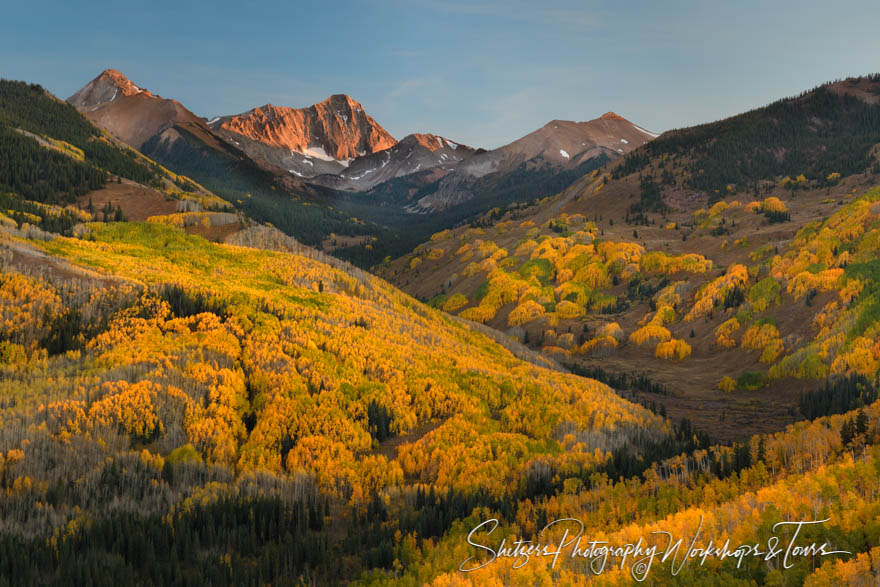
[[380, 76, 880, 443]]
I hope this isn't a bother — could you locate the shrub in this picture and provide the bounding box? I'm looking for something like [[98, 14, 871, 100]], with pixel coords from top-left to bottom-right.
[[760, 339, 785, 363], [830, 336, 880, 376], [770, 347, 829, 380], [718, 376, 736, 393], [747, 277, 781, 312], [685, 264, 749, 321], [441, 294, 468, 313], [167, 443, 203, 465], [630, 324, 672, 346], [741, 321, 781, 351], [655, 339, 692, 360], [518, 258, 554, 285], [577, 336, 619, 357], [458, 305, 497, 323], [788, 268, 843, 299], [598, 322, 625, 341], [641, 251, 712, 274], [508, 300, 546, 327], [651, 304, 676, 325], [715, 318, 740, 349], [555, 300, 584, 320], [736, 371, 768, 391], [760, 196, 788, 214]]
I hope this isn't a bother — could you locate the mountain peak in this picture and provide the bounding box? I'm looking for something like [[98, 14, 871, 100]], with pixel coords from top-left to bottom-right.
[[98, 68, 131, 83], [68, 69, 151, 109], [322, 93, 360, 105], [600, 111, 626, 121], [401, 133, 465, 152], [214, 95, 396, 161]]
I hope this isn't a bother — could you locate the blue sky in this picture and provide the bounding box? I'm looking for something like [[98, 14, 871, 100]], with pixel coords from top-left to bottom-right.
[[3, 0, 880, 148]]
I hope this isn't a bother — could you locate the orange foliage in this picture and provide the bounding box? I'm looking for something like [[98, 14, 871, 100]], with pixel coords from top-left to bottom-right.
[[655, 338, 692, 360], [717, 375, 736, 392], [629, 324, 672, 346], [507, 299, 545, 327], [685, 264, 749, 321], [715, 317, 740, 348], [89, 380, 164, 440]]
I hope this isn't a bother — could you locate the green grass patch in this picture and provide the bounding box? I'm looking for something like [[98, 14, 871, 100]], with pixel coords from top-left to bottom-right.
[[427, 293, 448, 308], [747, 277, 781, 312], [474, 280, 490, 302], [518, 258, 554, 285], [736, 371, 769, 391]]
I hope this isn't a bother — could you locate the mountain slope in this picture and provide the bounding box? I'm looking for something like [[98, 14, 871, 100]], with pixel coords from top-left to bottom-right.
[[205, 96, 654, 215], [320, 114, 657, 265], [0, 77, 669, 580]]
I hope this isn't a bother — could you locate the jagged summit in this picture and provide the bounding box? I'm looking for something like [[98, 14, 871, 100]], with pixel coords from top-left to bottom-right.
[[600, 111, 626, 120], [208, 94, 396, 162]]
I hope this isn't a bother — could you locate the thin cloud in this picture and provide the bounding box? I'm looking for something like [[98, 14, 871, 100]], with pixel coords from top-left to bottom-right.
[[387, 78, 427, 99]]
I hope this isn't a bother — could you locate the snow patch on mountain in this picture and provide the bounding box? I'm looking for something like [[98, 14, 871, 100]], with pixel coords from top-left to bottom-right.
[[348, 168, 377, 181], [303, 146, 335, 161], [632, 123, 659, 138], [301, 146, 351, 167]]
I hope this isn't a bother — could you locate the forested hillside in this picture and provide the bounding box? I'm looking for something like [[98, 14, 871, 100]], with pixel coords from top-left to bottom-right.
[[0, 217, 670, 583], [614, 75, 880, 193], [0, 80, 163, 190]]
